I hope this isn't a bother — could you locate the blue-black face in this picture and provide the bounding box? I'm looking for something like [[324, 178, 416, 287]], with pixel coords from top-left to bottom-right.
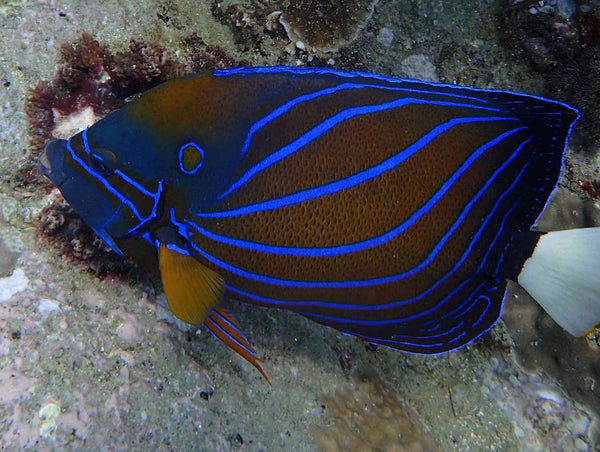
[[39, 129, 165, 256]]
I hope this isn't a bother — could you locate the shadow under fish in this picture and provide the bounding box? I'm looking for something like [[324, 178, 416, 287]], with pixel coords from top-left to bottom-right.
[[39, 66, 600, 381]]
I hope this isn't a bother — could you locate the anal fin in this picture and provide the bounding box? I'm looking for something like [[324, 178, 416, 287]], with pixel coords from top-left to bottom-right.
[[205, 306, 270, 383], [159, 243, 223, 325]]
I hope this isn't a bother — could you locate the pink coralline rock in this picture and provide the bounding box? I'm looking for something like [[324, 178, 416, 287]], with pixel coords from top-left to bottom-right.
[[0, 268, 28, 303], [110, 307, 146, 344], [0, 367, 38, 405]]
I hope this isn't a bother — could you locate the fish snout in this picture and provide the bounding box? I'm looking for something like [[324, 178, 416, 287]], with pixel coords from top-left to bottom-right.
[[39, 140, 66, 185]]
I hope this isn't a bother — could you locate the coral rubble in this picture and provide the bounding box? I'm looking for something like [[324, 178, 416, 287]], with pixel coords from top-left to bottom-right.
[[213, 0, 380, 58], [279, 0, 380, 54]]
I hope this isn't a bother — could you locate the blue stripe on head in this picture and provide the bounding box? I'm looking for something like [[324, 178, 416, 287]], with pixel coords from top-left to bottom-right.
[[77, 130, 164, 236]]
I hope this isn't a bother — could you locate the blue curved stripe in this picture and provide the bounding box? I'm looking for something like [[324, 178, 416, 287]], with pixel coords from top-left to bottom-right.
[[391, 321, 465, 340], [65, 138, 162, 232], [296, 277, 488, 328], [184, 137, 532, 294], [83, 130, 158, 199], [198, 116, 519, 219], [189, 127, 526, 256], [214, 66, 580, 115], [235, 81, 504, 159], [217, 98, 508, 200], [224, 192, 521, 323]]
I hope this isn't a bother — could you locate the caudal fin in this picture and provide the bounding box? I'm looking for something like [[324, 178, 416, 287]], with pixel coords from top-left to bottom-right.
[[518, 227, 600, 336]]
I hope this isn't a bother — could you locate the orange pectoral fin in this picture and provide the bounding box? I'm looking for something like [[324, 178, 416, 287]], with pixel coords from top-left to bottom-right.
[[158, 243, 223, 325], [205, 306, 270, 383]]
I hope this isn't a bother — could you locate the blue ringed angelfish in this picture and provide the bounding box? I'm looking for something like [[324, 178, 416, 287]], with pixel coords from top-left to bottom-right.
[[39, 66, 600, 381]]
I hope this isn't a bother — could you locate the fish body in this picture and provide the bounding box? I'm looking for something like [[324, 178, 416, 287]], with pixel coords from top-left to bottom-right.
[[41, 67, 599, 378]]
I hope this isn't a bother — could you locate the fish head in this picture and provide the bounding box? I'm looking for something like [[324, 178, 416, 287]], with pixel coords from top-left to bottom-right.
[[39, 127, 164, 255]]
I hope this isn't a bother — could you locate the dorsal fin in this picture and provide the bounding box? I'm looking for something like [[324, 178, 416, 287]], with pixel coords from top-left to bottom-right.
[[158, 243, 223, 325], [205, 306, 270, 383]]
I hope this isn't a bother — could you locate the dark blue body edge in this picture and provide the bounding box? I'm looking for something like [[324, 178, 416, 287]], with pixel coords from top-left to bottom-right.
[[213, 66, 580, 116]]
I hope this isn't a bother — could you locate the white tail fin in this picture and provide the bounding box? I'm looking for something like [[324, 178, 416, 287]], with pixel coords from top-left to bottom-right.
[[518, 227, 600, 336]]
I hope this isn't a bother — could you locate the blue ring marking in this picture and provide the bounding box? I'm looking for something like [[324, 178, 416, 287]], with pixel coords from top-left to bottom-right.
[[217, 98, 507, 200], [184, 136, 532, 291], [189, 126, 527, 256], [198, 116, 520, 219], [178, 142, 205, 175]]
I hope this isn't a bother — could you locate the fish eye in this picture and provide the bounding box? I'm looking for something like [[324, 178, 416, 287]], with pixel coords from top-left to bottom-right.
[[89, 148, 118, 176]]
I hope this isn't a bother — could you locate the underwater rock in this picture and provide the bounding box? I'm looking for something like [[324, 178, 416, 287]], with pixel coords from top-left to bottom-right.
[[0, 238, 17, 277], [279, 0, 380, 54], [37, 196, 139, 278], [0, 268, 28, 303], [498, 0, 600, 144], [313, 375, 440, 452]]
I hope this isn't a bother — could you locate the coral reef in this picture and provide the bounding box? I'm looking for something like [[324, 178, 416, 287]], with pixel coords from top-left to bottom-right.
[[502, 282, 600, 419], [478, 344, 598, 451], [313, 375, 440, 452], [213, 0, 380, 59], [36, 195, 143, 279], [497, 0, 600, 144], [279, 0, 380, 55], [212, 0, 280, 52]]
